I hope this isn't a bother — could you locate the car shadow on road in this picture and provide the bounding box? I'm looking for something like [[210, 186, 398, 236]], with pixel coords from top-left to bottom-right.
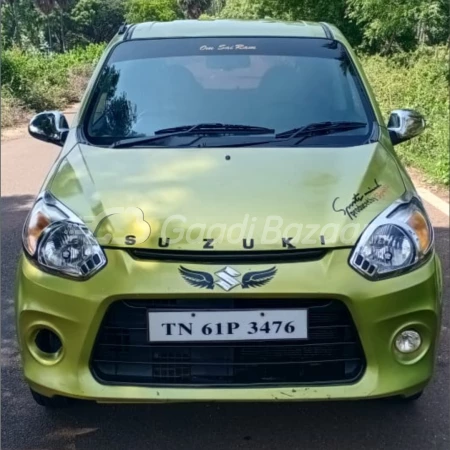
[[12, 392, 447, 450], [1, 194, 36, 364], [1, 193, 448, 450], [1, 195, 36, 402]]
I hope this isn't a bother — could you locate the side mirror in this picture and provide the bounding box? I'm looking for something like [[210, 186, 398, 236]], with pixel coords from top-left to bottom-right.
[[387, 109, 426, 146], [28, 111, 69, 146]]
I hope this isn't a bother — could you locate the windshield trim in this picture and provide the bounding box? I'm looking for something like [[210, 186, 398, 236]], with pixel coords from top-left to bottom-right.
[[79, 36, 377, 147]]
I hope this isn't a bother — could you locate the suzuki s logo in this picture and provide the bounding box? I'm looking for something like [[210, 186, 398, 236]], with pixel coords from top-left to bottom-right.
[[214, 267, 241, 291], [179, 266, 277, 292]]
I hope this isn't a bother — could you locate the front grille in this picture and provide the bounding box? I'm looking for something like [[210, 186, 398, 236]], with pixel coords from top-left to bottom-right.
[[91, 299, 366, 387], [128, 248, 328, 264]]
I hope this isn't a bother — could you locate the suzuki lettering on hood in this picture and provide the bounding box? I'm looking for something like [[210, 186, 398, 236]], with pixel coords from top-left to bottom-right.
[[179, 266, 277, 291], [49, 143, 406, 251]]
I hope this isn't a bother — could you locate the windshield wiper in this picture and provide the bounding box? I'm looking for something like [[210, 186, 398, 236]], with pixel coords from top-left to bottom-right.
[[155, 124, 275, 135], [110, 123, 275, 148], [213, 121, 369, 148], [276, 121, 368, 139]]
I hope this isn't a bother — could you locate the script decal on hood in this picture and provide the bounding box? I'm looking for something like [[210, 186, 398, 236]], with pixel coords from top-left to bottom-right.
[[332, 179, 387, 221], [179, 266, 277, 292]]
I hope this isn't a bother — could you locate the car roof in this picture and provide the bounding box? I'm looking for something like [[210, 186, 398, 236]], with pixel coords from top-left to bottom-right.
[[128, 19, 333, 40]]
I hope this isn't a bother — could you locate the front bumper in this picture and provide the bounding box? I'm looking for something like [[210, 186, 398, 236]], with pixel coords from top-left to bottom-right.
[[15, 248, 443, 403]]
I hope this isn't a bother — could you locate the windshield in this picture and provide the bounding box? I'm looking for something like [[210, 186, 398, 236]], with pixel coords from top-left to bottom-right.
[[84, 37, 375, 147]]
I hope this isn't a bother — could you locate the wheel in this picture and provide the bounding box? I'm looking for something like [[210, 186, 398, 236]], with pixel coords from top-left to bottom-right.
[[30, 388, 72, 408]]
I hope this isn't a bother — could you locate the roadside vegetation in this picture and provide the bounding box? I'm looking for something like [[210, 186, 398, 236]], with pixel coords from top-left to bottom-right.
[[1, 0, 448, 184], [362, 47, 449, 186], [1, 44, 105, 127]]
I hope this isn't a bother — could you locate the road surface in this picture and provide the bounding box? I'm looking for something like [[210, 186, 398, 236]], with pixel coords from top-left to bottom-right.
[[1, 117, 449, 450]]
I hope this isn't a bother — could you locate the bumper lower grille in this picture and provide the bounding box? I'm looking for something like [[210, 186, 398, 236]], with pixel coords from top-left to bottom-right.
[[91, 299, 365, 387]]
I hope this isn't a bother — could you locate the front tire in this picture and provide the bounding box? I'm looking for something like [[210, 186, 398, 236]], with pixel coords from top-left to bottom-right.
[[30, 389, 72, 408]]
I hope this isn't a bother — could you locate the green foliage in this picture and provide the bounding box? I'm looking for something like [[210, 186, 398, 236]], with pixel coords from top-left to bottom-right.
[[1, 0, 45, 50], [0, 0, 125, 52], [1, 0, 448, 54], [198, 13, 214, 20], [219, 0, 449, 52], [207, 0, 225, 16], [363, 46, 449, 185], [1, 43, 105, 112], [71, 0, 126, 44], [221, 0, 300, 21], [125, 0, 182, 23], [178, 0, 211, 19], [347, 0, 449, 53], [33, 0, 57, 16], [219, 0, 364, 46]]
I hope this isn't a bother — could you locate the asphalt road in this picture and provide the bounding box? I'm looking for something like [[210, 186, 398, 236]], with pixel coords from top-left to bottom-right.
[[1, 120, 449, 450]]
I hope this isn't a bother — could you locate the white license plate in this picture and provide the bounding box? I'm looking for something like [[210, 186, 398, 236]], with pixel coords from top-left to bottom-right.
[[148, 310, 308, 342]]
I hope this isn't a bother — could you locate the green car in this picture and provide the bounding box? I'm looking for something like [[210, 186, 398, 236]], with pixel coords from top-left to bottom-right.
[[17, 20, 443, 407]]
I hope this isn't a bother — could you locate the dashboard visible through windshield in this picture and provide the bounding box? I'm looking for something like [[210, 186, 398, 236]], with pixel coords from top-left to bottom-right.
[[84, 37, 375, 147]]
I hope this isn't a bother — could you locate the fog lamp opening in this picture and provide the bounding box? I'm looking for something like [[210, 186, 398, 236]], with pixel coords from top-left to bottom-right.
[[395, 330, 422, 354], [35, 328, 62, 355]]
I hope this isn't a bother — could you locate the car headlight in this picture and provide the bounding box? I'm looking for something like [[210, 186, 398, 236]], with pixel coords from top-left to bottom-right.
[[22, 192, 106, 279], [349, 196, 433, 280]]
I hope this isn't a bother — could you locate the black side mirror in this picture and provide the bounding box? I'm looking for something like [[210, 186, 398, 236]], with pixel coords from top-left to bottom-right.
[[387, 109, 426, 146], [28, 111, 69, 146]]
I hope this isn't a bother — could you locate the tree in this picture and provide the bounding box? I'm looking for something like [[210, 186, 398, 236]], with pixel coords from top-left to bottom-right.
[[347, 0, 449, 53], [2, 0, 20, 42], [55, 0, 71, 51], [178, 0, 211, 19], [1, 0, 44, 50], [1, 0, 448, 53], [33, 0, 55, 14], [220, 0, 363, 47], [33, 0, 57, 50], [208, 0, 225, 16], [71, 0, 126, 44], [125, 0, 182, 23]]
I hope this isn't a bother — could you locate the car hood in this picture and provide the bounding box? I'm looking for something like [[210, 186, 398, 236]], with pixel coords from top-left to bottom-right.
[[49, 143, 405, 251]]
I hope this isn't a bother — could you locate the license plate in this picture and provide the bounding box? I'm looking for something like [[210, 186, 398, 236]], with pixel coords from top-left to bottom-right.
[[148, 310, 308, 342]]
